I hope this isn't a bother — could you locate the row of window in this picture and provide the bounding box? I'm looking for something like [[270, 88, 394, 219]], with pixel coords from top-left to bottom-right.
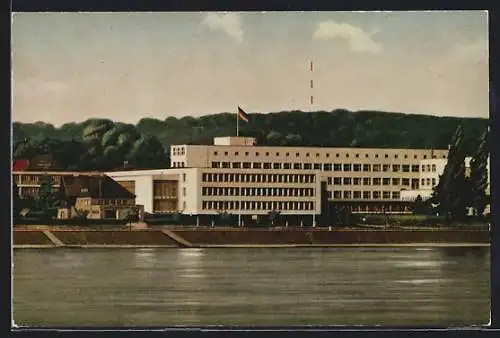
[[421, 178, 437, 186], [202, 173, 316, 184], [172, 147, 186, 156], [327, 177, 421, 187], [202, 187, 315, 197], [202, 200, 315, 211], [77, 198, 134, 206], [211, 162, 436, 173], [327, 191, 401, 200], [172, 162, 185, 168], [14, 175, 63, 185], [153, 200, 178, 213], [213, 150, 445, 160], [351, 204, 412, 213]]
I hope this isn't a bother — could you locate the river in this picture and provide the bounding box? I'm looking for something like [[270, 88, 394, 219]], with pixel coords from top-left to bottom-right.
[[12, 247, 490, 327]]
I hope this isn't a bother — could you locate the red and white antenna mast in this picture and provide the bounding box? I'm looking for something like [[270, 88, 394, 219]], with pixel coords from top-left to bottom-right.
[[309, 60, 315, 112]]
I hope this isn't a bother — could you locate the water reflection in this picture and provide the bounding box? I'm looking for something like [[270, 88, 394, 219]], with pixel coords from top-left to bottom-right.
[[176, 249, 206, 279], [134, 248, 157, 269], [13, 248, 490, 327]]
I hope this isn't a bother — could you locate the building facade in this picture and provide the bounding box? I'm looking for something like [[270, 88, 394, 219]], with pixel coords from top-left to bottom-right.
[[13, 170, 103, 199], [400, 158, 447, 201], [108, 136, 449, 224], [58, 174, 142, 220]]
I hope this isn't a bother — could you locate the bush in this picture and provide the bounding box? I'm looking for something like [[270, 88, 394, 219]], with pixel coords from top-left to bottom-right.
[[362, 214, 447, 227]]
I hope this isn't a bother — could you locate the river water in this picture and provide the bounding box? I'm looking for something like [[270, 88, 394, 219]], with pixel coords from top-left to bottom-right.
[[13, 247, 490, 327]]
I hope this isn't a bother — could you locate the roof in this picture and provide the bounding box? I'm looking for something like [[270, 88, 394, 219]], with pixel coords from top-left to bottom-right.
[[61, 175, 136, 200], [26, 154, 62, 171], [13, 159, 30, 172]]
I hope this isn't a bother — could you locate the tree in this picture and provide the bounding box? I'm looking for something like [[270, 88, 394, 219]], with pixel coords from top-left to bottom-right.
[[412, 195, 425, 215], [37, 175, 56, 211], [13, 181, 20, 221], [268, 209, 281, 226], [127, 136, 169, 169], [469, 128, 490, 216], [411, 194, 433, 215], [431, 124, 468, 221]]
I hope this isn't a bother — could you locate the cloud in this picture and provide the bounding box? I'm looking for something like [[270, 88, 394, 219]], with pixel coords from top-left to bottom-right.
[[313, 20, 381, 54], [202, 13, 243, 42]]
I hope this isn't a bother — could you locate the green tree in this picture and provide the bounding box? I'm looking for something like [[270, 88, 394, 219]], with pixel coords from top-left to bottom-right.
[[469, 128, 490, 216], [411, 195, 433, 215], [127, 136, 169, 169], [431, 124, 468, 221], [412, 195, 425, 215], [268, 209, 281, 226], [13, 181, 20, 221], [37, 175, 55, 211]]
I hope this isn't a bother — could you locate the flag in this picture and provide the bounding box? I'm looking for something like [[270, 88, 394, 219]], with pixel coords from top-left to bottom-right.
[[238, 106, 250, 123]]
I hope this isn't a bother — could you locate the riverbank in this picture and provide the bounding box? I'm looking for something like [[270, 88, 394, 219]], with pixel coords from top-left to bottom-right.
[[12, 228, 490, 249]]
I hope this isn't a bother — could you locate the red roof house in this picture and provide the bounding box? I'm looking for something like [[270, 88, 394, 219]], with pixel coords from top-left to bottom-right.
[[12, 159, 30, 172]]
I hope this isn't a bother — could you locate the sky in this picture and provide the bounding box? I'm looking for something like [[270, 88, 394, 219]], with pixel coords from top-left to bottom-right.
[[11, 11, 489, 126]]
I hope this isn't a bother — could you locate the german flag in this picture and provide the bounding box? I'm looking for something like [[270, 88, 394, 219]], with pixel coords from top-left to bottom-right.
[[238, 106, 250, 123]]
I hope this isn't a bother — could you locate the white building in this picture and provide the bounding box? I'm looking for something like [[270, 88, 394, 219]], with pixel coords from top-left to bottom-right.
[[401, 155, 491, 216], [107, 136, 449, 225], [400, 158, 446, 201]]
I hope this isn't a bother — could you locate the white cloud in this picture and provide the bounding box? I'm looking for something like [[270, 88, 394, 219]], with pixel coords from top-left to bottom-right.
[[202, 13, 243, 42], [313, 20, 382, 54]]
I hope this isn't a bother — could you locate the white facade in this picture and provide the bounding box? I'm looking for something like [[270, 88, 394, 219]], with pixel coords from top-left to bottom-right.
[[106, 169, 184, 214], [111, 137, 453, 216], [107, 167, 321, 216]]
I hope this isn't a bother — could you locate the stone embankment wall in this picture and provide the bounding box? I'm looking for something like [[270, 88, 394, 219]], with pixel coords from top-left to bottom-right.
[[172, 229, 490, 245], [13, 228, 490, 248]]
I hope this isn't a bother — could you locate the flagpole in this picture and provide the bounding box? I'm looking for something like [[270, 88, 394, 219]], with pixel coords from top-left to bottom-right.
[[236, 106, 241, 226]]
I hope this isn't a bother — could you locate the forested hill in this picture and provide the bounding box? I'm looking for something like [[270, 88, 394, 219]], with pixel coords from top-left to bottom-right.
[[13, 109, 488, 171]]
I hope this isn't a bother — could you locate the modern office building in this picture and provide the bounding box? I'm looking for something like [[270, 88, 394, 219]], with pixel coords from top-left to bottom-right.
[[107, 136, 449, 225], [400, 158, 447, 201], [401, 155, 491, 216]]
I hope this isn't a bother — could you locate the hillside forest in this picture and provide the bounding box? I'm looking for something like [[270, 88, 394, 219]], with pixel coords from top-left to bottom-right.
[[13, 109, 488, 171]]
